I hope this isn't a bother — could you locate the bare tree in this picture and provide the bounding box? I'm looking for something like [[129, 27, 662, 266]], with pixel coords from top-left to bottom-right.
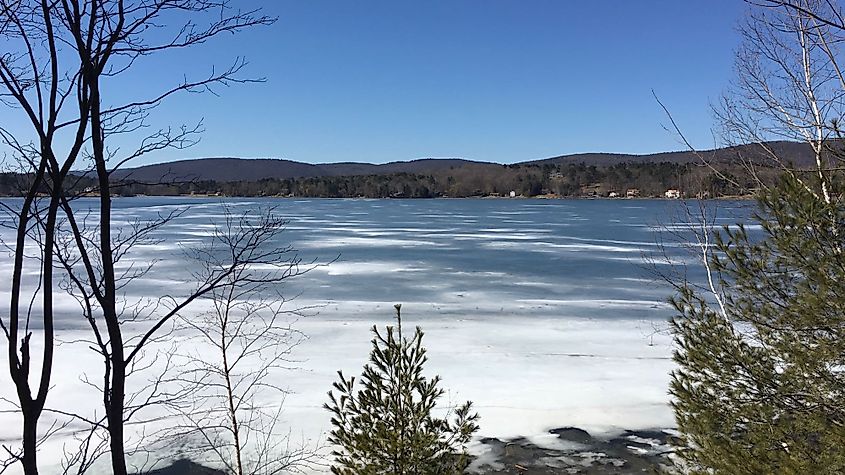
[[0, 1, 92, 472], [649, 0, 845, 322], [1, 1, 275, 474], [164, 210, 319, 474], [716, 0, 845, 203], [652, 0, 845, 207], [751, 1, 845, 31], [55, 203, 308, 475]]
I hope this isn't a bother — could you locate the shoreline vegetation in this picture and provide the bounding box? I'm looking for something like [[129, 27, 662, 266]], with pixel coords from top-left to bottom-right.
[[0, 165, 775, 200], [0, 191, 759, 200], [0, 140, 810, 200], [97, 193, 757, 200]]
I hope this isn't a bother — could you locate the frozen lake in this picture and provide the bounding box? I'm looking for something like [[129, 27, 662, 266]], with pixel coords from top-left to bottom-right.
[[0, 197, 754, 473]]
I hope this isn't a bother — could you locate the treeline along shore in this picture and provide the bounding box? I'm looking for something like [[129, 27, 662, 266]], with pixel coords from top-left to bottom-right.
[[0, 140, 820, 199]]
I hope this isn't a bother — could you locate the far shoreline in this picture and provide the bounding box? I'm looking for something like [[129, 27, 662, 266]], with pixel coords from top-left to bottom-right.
[[29, 193, 756, 201]]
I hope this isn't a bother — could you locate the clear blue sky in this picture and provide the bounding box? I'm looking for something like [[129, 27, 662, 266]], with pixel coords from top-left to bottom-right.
[[6, 1, 751, 166]]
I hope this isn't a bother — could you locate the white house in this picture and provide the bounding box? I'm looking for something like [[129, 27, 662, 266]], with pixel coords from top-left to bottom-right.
[[665, 189, 681, 199]]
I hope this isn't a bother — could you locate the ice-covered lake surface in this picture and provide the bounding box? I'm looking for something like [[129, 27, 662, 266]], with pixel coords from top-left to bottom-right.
[[0, 197, 756, 473]]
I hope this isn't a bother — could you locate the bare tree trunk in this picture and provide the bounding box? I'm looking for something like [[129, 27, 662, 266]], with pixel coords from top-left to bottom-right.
[[87, 68, 130, 475], [166, 214, 315, 474], [20, 409, 39, 475], [219, 283, 245, 475], [3, 2, 275, 472], [222, 339, 245, 475], [8, 181, 43, 475]]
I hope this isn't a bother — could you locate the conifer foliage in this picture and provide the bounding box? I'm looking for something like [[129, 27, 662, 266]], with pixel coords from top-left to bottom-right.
[[325, 304, 480, 474], [670, 177, 845, 473]]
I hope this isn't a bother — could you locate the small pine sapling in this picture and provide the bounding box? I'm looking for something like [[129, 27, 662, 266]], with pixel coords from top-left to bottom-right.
[[325, 304, 479, 474]]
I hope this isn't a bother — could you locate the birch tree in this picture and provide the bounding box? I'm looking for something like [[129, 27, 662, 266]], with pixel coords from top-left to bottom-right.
[[670, 1, 845, 471], [716, 0, 845, 203]]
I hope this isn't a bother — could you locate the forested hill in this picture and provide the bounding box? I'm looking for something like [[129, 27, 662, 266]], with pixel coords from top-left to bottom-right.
[[527, 140, 816, 168], [110, 157, 487, 183], [0, 141, 821, 198], [113, 140, 815, 183]]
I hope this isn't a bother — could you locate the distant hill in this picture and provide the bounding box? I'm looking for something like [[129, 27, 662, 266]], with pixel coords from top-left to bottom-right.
[[526, 141, 817, 168], [5, 140, 826, 199], [112, 158, 323, 183], [112, 157, 489, 183], [111, 141, 817, 184]]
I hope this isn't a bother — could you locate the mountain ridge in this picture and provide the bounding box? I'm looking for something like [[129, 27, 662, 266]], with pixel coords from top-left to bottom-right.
[[111, 140, 816, 183]]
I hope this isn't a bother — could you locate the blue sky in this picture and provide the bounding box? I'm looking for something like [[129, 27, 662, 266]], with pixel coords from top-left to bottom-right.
[[5, 1, 750, 166]]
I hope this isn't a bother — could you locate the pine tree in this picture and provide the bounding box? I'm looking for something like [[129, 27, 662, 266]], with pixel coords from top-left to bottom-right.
[[324, 304, 480, 475], [670, 176, 845, 473]]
